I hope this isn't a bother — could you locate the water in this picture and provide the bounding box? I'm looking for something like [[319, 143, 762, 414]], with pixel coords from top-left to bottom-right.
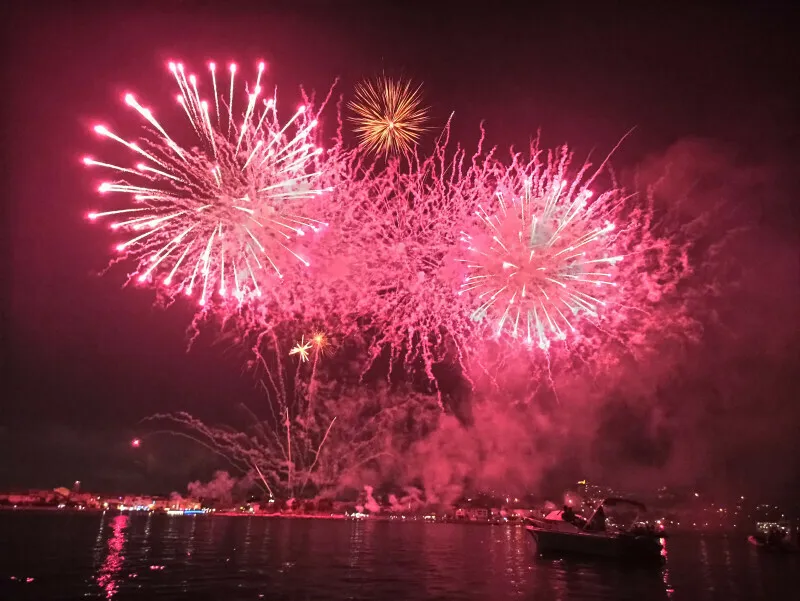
[[1, 512, 797, 600]]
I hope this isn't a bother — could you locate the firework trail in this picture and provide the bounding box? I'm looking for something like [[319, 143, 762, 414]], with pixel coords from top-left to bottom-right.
[[320, 123, 495, 388], [147, 332, 434, 500], [85, 60, 333, 308], [348, 76, 429, 156]]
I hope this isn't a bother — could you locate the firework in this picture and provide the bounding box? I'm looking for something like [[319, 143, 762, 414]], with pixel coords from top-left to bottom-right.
[[85, 60, 332, 307], [146, 333, 436, 499], [457, 147, 623, 350], [289, 335, 313, 362], [348, 76, 429, 156], [324, 124, 488, 388], [310, 331, 332, 357]]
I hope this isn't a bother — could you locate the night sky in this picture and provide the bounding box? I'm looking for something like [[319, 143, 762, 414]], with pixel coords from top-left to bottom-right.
[[4, 2, 798, 499]]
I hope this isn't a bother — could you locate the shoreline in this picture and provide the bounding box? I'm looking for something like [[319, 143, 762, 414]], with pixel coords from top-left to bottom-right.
[[0, 506, 512, 524]]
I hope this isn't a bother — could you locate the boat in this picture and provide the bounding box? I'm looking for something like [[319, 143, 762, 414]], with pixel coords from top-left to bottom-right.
[[747, 533, 799, 554], [525, 497, 663, 562]]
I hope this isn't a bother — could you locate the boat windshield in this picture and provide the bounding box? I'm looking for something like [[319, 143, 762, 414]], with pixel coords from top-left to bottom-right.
[[602, 500, 644, 531]]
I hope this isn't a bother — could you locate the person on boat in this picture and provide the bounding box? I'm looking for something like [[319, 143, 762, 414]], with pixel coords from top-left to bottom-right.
[[588, 505, 606, 531], [562, 505, 575, 523], [767, 528, 783, 546]]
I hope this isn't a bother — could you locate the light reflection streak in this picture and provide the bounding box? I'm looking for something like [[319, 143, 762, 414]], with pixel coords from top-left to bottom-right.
[[660, 537, 674, 598], [96, 514, 128, 599]]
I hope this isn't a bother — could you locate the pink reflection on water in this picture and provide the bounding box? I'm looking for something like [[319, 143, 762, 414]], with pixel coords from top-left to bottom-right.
[[660, 537, 675, 598], [97, 515, 128, 598]]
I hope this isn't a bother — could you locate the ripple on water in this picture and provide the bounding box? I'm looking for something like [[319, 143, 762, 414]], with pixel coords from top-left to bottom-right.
[[1, 513, 798, 601]]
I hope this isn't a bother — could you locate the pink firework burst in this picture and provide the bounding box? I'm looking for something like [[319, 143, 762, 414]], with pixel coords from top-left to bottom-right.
[[326, 124, 492, 383], [458, 146, 623, 350], [84, 60, 332, 308]]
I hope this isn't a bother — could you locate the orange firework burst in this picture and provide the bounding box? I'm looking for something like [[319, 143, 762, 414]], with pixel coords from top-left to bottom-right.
[[348, 76, 429, 156], [310, 331, 333, 357]]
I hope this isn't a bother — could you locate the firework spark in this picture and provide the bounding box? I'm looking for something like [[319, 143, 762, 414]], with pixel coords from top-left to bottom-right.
[[310, 331, 332, 357], [348, 76, 429, 156], [85, 60, 332, 307], [322, 122, 484, 390], [289, 335, 313, 362], [458, 148, 623, 350]]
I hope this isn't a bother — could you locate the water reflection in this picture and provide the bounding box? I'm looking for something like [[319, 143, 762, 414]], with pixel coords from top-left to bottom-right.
[[698, 537, 714, 598], [721, 536, 738, 600], [660, 537, 675, 598], [92, 512, 107, 566], [348, 520, 364, 570], [4, 514, 799, 601], [96, 514, 128, 599]]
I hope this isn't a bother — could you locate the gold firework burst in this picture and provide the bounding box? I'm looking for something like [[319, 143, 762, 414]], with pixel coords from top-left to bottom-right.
[[310, 331, 333, 357], [348, 76, 429, 156]]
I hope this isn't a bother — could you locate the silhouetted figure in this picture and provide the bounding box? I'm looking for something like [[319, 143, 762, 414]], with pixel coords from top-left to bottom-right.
[[589, 505, 606, 531], [562, 505, 575, 523]]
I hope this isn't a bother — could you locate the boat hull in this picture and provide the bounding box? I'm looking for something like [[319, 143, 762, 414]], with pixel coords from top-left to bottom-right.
[[527, 525, 662, 562]]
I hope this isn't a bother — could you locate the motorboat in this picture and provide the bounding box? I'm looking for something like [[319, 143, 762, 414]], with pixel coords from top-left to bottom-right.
[[525, 497, 663, 562], [748, 532, 799, 553]]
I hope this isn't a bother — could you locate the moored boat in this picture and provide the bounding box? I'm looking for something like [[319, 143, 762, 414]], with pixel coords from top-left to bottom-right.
[[748, 532, 799, 553], [526, 497, 663, 562]]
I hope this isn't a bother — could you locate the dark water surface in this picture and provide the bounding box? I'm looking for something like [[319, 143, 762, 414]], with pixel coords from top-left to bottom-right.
[[1, 512, 798, 600]]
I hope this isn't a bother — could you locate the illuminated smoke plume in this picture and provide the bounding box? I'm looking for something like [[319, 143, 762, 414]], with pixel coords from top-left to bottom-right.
[[187, 470, 238, 506], [84, 60, 334, 310]]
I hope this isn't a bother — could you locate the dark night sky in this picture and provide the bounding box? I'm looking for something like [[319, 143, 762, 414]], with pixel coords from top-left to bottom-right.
[[3, 2, 798, 497]]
